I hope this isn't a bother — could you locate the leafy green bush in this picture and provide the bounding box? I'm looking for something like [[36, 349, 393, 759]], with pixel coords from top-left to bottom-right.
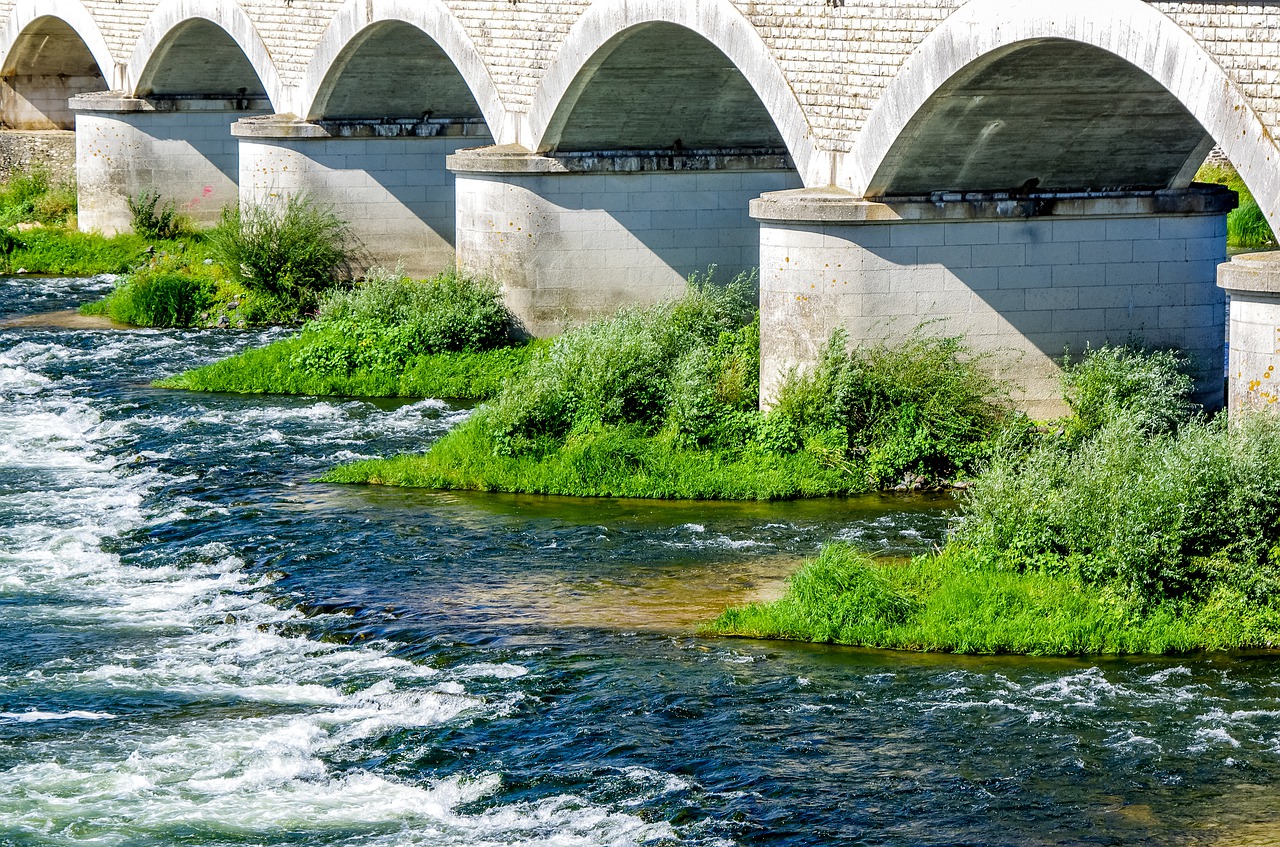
[[128, 188, 185, 240], [207, 195, 354, 317], [1061, 344, 1197, 440], [768, 328, 1017, 486], [482, 269, 757, 457], [89, 270, 215, 327]]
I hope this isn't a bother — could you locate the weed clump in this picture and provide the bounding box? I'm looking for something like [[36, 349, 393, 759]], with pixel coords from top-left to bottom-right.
[[128, 189, 187, 240], [0, 165, 76, 227], [85, 269, 214, 328], [207, 194, 355, 319], [158, 267, 527, 399]]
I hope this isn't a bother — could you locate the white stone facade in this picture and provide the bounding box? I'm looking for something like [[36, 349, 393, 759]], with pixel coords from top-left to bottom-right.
[[236, 121, 492, 278], [754, 190, 1231, 417], [75, 102, 263, 233], [453, 154, 800, 336]]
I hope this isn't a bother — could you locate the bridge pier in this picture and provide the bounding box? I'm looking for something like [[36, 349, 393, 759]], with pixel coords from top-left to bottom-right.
[[70, 93, 268, 235], [1219, 252, 1280, 412], [232, 115, 491, 279], [448, 145, 800, 337], [752, 186, 1234, 418]]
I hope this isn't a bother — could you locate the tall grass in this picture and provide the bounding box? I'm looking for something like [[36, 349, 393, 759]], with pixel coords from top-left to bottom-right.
[[83, 269, 214, 327], [327, 273, 1019, 499], [0, 165, 76, 227], [158, 267, 525, 398]]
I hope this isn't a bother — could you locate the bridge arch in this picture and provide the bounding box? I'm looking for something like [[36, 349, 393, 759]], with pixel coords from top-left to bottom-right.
[[526, 0, 822, 186], [300, 0, 504, 131], [0, 0, 112, 128], [848, 0, 1280, 225], [128, 0, 281, 106]]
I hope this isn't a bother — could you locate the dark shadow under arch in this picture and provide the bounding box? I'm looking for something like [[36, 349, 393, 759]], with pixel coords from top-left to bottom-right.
[[2, 15, 106, 129], [135, 18, 266, 100], [541, 22, 787, 155], [309, 21, 484, 122], [869, 39, 1214, 197]]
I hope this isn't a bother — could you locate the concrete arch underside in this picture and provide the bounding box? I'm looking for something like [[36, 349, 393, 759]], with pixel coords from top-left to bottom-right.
[[526, 0, 822, 186], [300, 0, 505, 134], [128, 0, 282, 107], [849, 0, 1280, 225], [0, 1, 112, 128]]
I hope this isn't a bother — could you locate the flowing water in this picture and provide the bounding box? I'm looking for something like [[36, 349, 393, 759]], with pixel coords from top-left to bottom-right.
[[4, 276, 1280, 846]]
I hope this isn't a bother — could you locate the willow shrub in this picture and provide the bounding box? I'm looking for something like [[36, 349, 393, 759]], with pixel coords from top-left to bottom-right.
[[207, 194, 355, 318]]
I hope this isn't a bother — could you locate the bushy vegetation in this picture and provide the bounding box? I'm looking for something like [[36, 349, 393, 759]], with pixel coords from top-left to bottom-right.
[[1197, 161, 1276, 249], [0, 165, 76, 228], [128, 188, 187, 240], [158, 267, 528, 399], [326, 272, 1018, 498], [709, 345, 1280, 654], [80, 268, 214, 328], [206, 194, 355, 320]]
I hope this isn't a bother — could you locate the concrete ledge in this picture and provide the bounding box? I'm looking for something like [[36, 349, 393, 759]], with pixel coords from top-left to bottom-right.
[[1218, 251, 1280, 295], [70, 92, 272, 113], [232, 114, 490, 140], [751, 184, 1238, 224], [447, 144, 795, 175]]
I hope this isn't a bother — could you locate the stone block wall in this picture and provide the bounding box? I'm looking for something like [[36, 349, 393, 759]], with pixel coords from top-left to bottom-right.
[[239, 131, 493, 278], [757, 198, 1229, 417], [455, 165, 801, 336], [76, 108, 262, 233], [0, 129, 76, 184]]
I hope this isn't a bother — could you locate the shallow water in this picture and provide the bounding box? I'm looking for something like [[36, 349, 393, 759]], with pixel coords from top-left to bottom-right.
[[4, 276, 1280, 846]]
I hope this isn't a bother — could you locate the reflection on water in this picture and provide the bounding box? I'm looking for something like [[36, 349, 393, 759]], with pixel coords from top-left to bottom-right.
[[4, 276, 1280, 846]]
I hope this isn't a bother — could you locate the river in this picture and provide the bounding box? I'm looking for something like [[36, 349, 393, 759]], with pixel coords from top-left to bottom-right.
[[3, 275, 1280, 846]]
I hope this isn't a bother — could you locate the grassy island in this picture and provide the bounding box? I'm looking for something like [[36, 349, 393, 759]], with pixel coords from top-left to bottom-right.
[[707, 348, 1280, 654], [322, 272, 1021, 498], [158, 267, 534, 400]]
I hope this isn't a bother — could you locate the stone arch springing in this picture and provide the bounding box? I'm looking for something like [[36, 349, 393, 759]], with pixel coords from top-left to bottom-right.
[[129, 0, 281, 107], [527, 0, 822, 186], [300, 0, 505, 132], [0, 0, 112, 129], [848, 0, 1280, 226]]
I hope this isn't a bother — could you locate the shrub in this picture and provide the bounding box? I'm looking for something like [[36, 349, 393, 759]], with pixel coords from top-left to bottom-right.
[[1196, 161, 1276, 249], [128, 188, 184, 240], [207, 194, 354, 316], [1061, 344, 1197, 440], [768, 328, 1017, 486], [483, 269, 757, 457], [92, 270, 215, 327], [0, 165, 76, 226]]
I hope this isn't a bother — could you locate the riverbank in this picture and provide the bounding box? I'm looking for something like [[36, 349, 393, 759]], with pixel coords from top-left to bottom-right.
[[708, 350, 1280, 654]]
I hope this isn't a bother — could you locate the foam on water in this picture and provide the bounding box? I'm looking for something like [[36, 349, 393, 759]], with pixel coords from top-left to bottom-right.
[[0, 345, 668, 846]]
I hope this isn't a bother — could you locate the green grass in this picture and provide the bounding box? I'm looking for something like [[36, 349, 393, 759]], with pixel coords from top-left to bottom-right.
[[0, 165, 76, 228], [2, 229, 207, 276], [1197, 161, 1276, 249], [320, 422, 859, 499], [158, 336, 536, 400], [704, 544, 1280, 655]]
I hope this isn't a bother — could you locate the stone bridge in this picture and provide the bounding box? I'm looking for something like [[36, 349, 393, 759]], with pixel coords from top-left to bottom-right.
[[7, 0, 1280, 413]]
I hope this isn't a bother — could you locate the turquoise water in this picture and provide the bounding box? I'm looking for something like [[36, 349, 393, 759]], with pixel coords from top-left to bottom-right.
[[3, 276, 1280, 846]]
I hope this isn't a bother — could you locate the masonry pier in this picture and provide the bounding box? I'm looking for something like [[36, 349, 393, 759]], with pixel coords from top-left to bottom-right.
[[752, 187, 1234, 418], [233, 115, 491, 278], [449, 145, 800, 336], [1219, 253, 1280, 412], [71, 93, 266, 234]]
